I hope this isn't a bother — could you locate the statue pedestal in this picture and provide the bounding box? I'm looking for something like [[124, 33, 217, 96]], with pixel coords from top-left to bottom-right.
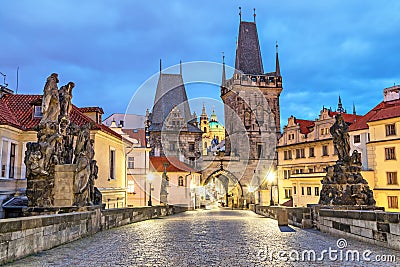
[[53, 164, 75, 206]]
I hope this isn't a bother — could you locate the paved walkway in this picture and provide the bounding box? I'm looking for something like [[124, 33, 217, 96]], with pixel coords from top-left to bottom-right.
[[7, 209, 400, 266]]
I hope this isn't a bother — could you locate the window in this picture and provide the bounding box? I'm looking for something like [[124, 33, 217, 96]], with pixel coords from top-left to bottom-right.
[[204, 142, 207, 148], [9, 143, 16, 178], [309, 147, 315, 157], [308, 168, 314, 173], [284, 150, 292, 160], [283, 170, 291, 179], [322, 145, 328, 156], [301, 187, 305, 195], [127, 180, 135, 193], [315, 187, 320, 196], [307, 187, 312, 195], [178, 176, 184, 186], [320, 128, 324, 136], [293, 186, 297, 195], [284, 189, 292, 199], [388, 196, 398, 209], [1, 140, 9, 177], [189, 143, 195, 152], [257, 144, 263, 158], [128, 157, 134, 169], [109, 150, 115, 179], [385, 147, 396, 160], [353, 135, 361, 143], [170, 143, 176, 151], [203, 127, 207, 133], [387, 172, 398, 185], [33, 106, 42, 118], [288, 133, 295, 140], [386, 124, 396, 136], [296, 148, 305, 158]]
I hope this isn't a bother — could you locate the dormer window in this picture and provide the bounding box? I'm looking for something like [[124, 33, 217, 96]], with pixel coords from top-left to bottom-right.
[[33, 106, 42, 118]]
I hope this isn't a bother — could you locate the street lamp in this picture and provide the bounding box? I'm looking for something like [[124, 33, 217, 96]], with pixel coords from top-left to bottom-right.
[[148, 173, 154, 206], [267, 171, 276, 206]]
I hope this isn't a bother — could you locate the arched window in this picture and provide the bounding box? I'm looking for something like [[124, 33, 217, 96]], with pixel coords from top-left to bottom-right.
[[203, 127, 207, 133], [178, 176, 184, 186]]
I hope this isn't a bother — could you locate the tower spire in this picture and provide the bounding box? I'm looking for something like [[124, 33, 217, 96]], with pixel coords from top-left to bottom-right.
[[221, 52, 226, 86], [337, 95, 345, 113], [239, 6, 242, 21], [253, 8, 256, 23], [180, 60, 182, 75], [159, 59, 162, 73], [275, 41, 281, 77], [353, 102, 356, 115]]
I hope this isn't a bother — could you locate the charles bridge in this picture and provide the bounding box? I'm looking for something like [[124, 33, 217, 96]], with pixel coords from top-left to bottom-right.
[[2, 208, 400, 266]]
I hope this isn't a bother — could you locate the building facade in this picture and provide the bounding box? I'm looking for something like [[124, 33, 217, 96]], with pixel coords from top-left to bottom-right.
[[349, 85, 400, 211]]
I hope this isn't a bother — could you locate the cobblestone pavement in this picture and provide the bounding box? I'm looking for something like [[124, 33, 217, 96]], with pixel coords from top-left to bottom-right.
[[7, 209, 400, 267]]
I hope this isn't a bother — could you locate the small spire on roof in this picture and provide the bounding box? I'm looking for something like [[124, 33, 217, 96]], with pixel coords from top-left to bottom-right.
[[180, 60, 182, 75], [353, 102, 356, 115], [221, 52, 226, 86], [159, 59, 162, 73], [275, 41, 281, 77], [337, 95, 345, 113], [253, 8, 256, 23], [239, 6, 242, 21]]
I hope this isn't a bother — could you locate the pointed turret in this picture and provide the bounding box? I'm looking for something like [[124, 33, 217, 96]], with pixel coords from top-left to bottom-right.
[[235, 15, 264, 74], [275, 42, 281, 77], [353, 102, 356, 115]]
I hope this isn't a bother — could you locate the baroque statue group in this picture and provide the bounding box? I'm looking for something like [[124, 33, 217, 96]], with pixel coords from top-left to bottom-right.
[[319, 114, 376, 206], [25, 73, 100, 207]]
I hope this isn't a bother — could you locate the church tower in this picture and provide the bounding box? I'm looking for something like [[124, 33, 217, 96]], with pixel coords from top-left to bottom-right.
[[221, 11, 282, 159]]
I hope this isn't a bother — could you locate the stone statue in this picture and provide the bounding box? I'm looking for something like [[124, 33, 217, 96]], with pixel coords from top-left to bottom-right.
[[25, 73, 101, 208], [41, 73, 60, 124], [59, 82, 74, 120], [330, 114, 350, 162], [319, 114, 375, 206], [74, 151, 91, 206]]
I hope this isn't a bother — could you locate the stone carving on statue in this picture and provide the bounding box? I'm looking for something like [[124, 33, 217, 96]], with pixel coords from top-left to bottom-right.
[[59, 82, 74, 120], [25, 73, 101, 208], [330, 115, 350, 162], [41, 73, 60, 124], [319, 114, 376, 206]]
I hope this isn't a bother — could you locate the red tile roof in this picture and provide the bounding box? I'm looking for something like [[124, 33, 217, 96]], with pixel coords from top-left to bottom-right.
[[79, 107, 104, 114], [328, 111, 362, 125], [0, 94, 121, 139], [294, 118, 314, 134], [349, 99, 400, 131], [122, 128, 146, 147], [150, 156, 198, 173]]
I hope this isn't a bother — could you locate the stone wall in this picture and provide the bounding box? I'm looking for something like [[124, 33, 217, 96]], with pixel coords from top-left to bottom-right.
[[0, 205, 186, 264], [254, 205, 400, 250], [254, 205, 312, 228], [317, 209, 400, 250]]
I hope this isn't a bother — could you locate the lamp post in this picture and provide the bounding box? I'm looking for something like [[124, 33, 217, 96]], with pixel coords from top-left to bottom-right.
[[267, 171, 276, 206], [147, 173, 154, 206]]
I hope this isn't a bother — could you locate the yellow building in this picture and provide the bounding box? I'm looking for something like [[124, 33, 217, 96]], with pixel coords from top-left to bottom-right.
[[0, 92, 127, 213], [199, 105, 225, 155], [277, 103, 360, 207], [349, 86, 400, 211]]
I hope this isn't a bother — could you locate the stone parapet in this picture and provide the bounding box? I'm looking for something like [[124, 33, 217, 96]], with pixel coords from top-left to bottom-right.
[[0, 205, 187, 264]]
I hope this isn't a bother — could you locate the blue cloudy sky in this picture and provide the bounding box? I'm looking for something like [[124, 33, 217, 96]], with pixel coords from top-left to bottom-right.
[[1, 0, 400, 126]]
